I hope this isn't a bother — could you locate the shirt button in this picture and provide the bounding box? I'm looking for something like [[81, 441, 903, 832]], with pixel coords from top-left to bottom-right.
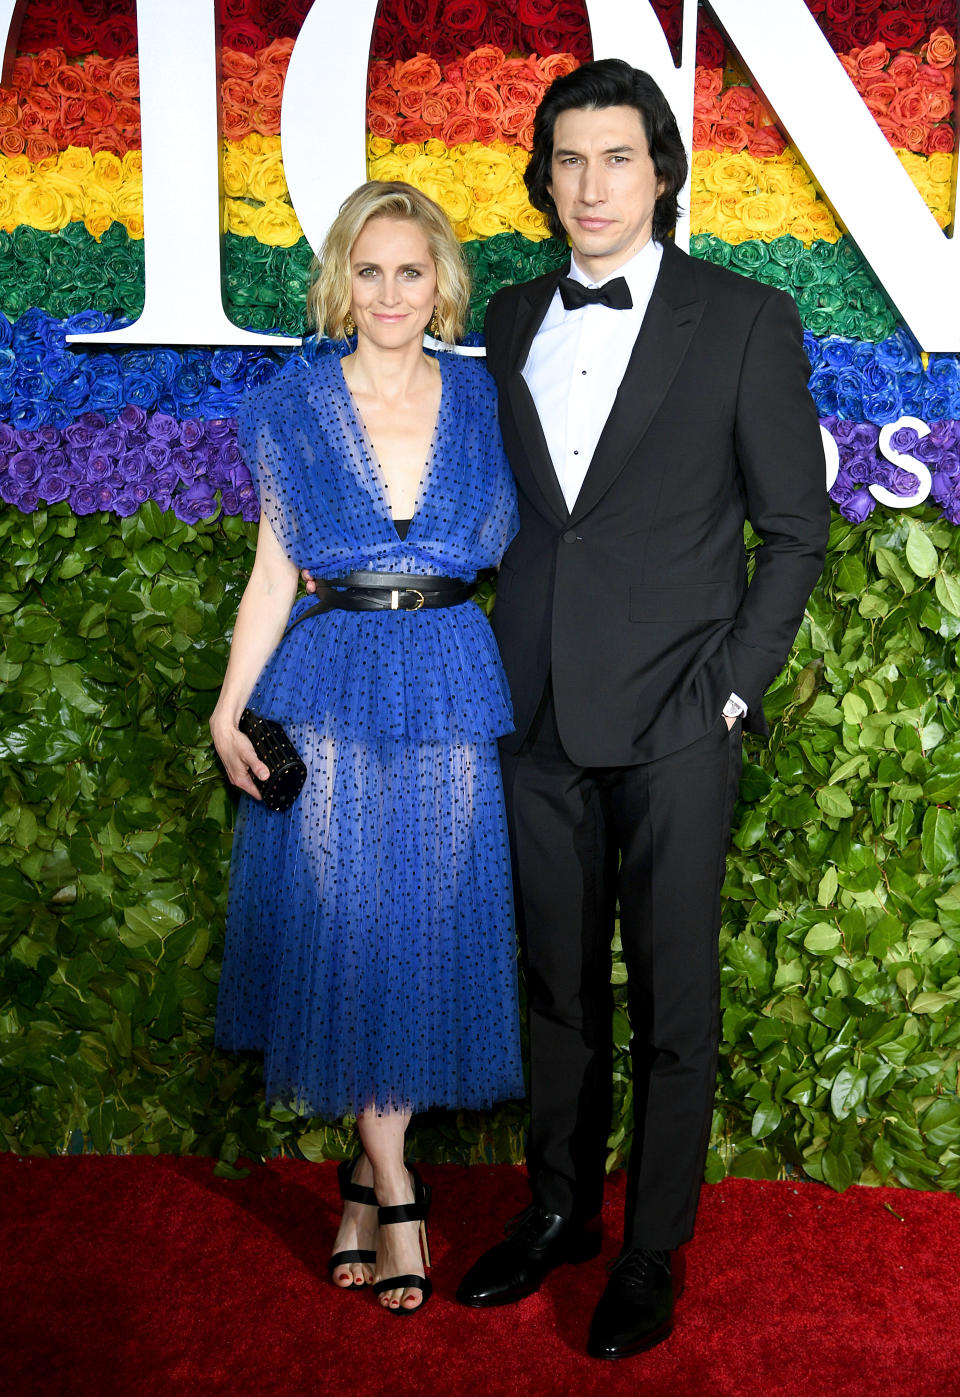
[[562, 529, 579, 543]]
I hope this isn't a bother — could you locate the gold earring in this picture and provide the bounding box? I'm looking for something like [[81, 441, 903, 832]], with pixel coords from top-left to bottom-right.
[[428, 308, 441, 337], [343, 312, 356, 337]]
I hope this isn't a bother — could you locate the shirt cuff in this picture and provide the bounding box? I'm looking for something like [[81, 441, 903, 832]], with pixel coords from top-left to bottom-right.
[[722, 692, 748, 719]]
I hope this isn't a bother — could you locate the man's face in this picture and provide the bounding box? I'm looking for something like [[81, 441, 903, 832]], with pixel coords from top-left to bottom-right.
[[547, 104, 665, 279]]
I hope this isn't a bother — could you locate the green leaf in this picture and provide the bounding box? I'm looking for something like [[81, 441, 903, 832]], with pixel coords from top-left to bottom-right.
[[905, 523, 938, 579], [803, 923, 841, 955], [935, 570, 960, 617], [817, 866, 838, 906], [816, 786, 853, 819], [921, 807, 955, 877], [830, 1066, 867, 1120]]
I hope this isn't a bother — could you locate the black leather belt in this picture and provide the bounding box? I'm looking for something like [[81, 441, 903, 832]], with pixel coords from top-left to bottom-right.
[[284, 572, 475, 636]]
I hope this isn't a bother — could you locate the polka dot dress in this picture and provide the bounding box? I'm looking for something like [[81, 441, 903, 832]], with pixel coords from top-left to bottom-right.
[[215, 347, 525, 1118]]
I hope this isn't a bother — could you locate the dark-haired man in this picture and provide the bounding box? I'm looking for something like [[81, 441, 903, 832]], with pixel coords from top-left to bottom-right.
[[455, 59, 829, 1359]]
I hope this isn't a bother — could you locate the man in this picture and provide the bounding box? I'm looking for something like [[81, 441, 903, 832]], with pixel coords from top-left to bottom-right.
[[455, 59, 830, 1360]]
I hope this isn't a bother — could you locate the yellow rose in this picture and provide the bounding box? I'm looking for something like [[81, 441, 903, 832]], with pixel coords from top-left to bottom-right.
[[112, 180, 143, 225], [467, 202, 515, 238], [2, 154, 33, 187], [367, 135, 393, 159], [222, 144, 252, 199], [689, 190, 719, 232], [395, 141, 424, 161], [225, 198, 257, 237], [84, 208, 113, 241], [927, 152, 952, 185], [16, 180, 71, 230], [716, 217, 748, 245], [423, 138, 448, 159], [515, 202, 550, 239], [417, 174, 472, 225], [507, 145, 529, 175], [124, 211, 144, 239], [703, 152, 759, 196], [0, 185, 17, 231], [251, 198, 303, 247], [122, 150, 142, 179], [804, 204, 840, 240], [91, 150, 124, 192], [933, 208, 951, 229], [56, 145, 94, 186], [691, 150, 715, 178], [247, 151, 288, 202], [367, 151, 412, 183], [739, 192, 789, 236], [786, 215, 819, 246], [461, 145, 515, 195]]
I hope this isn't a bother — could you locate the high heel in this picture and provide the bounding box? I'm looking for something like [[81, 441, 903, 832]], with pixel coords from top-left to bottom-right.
[[328, 1154, 378, 1287], [372, 1165, 433, 1315]]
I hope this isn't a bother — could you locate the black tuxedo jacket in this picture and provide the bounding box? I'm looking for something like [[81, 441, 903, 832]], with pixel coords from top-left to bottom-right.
[[485, 239, 831, 765]]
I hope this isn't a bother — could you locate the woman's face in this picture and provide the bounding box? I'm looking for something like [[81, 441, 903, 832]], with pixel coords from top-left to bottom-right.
[[348, 215, 438, 349]]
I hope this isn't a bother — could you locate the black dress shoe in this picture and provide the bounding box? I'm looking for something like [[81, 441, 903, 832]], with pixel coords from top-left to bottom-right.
[[456, 1205, 601, 1307], [587, 1248, 682, 1360]]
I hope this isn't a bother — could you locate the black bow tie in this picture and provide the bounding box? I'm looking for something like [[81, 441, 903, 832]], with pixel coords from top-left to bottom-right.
[[557, 275, 633, 311]]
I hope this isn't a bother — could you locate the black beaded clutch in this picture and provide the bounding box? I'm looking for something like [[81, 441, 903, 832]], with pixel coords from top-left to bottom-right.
[[238, 708, 307, 813]]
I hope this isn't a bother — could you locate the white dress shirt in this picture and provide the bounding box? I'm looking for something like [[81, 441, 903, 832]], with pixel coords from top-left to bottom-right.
[[521, 237, 747, 721]]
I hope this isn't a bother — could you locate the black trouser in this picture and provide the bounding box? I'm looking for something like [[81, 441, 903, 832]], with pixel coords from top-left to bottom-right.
[[502, 685, 742, 1251]]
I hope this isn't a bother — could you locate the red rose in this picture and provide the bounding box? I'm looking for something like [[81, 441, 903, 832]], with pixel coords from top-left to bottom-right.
[[696, 21, 726, 69], [876, 11, 928, 51], [556, 4, 591, 60], [17, 18, 59, 50], [430, 32, 459, 65], [485, 9, 519, 52], [518, 0, 560, 23], [58, 16, 98, 58], [439, 0, 485, 35], [825, 0, 855, 22], [222, 20, 268, 54], [848, 15, 882, 44], [97, 16, 138, 60], [223, 0, 250, 18]]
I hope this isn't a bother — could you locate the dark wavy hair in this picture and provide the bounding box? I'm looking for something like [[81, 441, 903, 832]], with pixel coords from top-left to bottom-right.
[[524, 59, 688, 243]]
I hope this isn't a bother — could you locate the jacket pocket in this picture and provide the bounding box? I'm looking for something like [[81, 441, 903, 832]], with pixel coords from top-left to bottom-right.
[[629, 581, 737, 623]]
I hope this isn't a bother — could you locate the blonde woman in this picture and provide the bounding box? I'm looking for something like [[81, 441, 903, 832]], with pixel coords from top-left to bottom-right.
[[210, 183, 523, 1315]]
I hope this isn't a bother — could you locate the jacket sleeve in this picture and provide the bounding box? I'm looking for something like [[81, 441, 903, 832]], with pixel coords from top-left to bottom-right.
[[721, 289, 831, 714]]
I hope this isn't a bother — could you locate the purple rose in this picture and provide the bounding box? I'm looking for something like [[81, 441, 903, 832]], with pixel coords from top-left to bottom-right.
[[58, 458, 83, 485], [16, 486, 39, 512], [112, 492, 141, 517], [173, 482, 219, 524], [146, 413, 179, 442], [929, 419, 959, 449], [170, 448, 197, 484], [38, 473, 70, 504], [70, 485, 101, 515], [179, 419, 205, 448], [88, 454, 114, 482], [0, 423, 16, 451], [9, 450, 42, 484], [203, 418, 233, 444], [890, 466, 924, 497], [65, 421, 100, 449], [0, 471, 23, 505], [118, 404, 147, 431], [839, 488, 876, 523], [144, 441, 170, 468], [96, 426, 126, 458], [123, 448, 148, 481], [888, 426, 920, 455], [220, 488, 239, 514]]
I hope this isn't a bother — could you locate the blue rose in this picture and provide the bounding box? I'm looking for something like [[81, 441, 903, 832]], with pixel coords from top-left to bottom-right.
[[211, 348, 245, 382], [122, 371, 161, 408], [63, 310, 113, 337], [861, 386, 903, 423], [820, 337, 856, 369], [874, 328, 923, 376]]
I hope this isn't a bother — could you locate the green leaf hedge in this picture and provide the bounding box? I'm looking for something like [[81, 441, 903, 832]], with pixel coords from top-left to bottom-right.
[[2, 501, 959, 1189]]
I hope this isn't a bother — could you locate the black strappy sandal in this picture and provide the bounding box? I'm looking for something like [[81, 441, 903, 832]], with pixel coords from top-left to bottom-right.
[[328, 1155, 378, 1288], [372, 1165, 433, 1315]]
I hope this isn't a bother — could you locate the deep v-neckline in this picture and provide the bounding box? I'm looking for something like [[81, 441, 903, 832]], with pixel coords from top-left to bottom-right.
[[335, 353, 444, 530]]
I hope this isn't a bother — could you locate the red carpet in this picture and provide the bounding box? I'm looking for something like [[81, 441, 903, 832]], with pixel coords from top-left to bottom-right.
[[3, 1156, 958, 1397]]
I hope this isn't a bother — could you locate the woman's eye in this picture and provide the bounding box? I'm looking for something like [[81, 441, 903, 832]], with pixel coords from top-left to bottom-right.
[[356, 267, 378, 278]]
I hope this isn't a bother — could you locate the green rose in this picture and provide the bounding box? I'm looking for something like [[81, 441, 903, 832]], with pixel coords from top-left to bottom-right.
[[766, 235, 803, 269]]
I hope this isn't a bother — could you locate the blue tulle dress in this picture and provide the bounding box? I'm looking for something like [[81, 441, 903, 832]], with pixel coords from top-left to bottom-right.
[[215, 346, 525, 1119]]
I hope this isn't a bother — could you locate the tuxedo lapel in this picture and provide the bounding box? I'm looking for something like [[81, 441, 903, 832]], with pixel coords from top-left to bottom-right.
[[503, 271, 570, 524], [569, 244, 705, 524]]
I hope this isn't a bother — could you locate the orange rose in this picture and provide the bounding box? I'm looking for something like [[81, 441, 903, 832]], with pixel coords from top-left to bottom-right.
[[872, 114, 903, 147], [398, 87, 425, 117], [86, 92, 117, 128], [714, 120, 748, 152], [221, 106, 253, 141], [222, 77, 256, 111], [925, 27, 956, 69], [693, 67, 723, 100], [83, 56, 112, 90], [0, 101, 17, 129], [537, 53, 577, 83], [24, 88, 59, 123], [221, 50, 258, 80], [435, 85, 466, 117], [468, 81, 505, 120], [516, 120, 535, 152], [746, 126, 786, 158], [109, 57, 140, 100], [694, 91, 720, 123], [20, 107, 44, 134], [368, 62, 393, 91], [0, 128, 23, 155], [368, 87, 401, 120], [420, 92, 450, 127], [397, 118, 434, 142], [855, 42, 889, 75], [500, 105, 531, 136], [25, 133, 58, 161], [719, 86, 760, 122], [367, 111, 399, 140], [252, 69, 283, 105], [475, 117, 500, 144], [49, 66, 90, 97], [60, 95, 86, 128], [890, 88, 928, 125], [258, 38, 294, 74], [396, 55, 442, 92], [926, 124, 955, 154], [31, 48, 63, 85], [925, 89, 953, 122], [838, 53, 859, 81], [888, 53, 919, 89], [692, 116, 713, 149], [500, 56, 539, 82], [254, 103, 281, 137], [861, 75, 897, 107], [917, 64, 949, 90], [115, 99, 140, 131], [441, 111, 480, 144], [904, 123, 928, 153], [461, 45, 505, 82], [500, 75, 544, 112]]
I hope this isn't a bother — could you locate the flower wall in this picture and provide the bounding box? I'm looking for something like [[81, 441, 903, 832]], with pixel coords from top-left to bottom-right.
[[3, 0, 960, 1190]]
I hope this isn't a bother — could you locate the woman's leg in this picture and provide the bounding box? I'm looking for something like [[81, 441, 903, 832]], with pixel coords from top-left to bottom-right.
[[357, 1108, 427, 1311], [330, 1149, 378, 1287]]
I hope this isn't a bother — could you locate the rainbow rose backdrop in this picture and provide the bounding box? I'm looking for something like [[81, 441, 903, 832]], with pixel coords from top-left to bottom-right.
[[3, 0, 960, 1193]]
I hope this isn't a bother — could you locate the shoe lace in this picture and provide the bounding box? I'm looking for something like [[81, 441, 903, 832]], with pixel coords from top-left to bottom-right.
[[609, 1248, 670, 1283]]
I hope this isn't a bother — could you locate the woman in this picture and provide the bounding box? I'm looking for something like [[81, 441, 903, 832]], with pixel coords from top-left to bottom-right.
[[210, 182, 523, 1316]]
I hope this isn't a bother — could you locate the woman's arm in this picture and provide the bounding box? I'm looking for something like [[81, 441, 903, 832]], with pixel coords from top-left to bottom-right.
[[209, 513, 299, 799]]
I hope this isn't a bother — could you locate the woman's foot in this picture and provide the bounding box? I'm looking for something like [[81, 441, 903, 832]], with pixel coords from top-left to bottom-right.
[[330, 1154, 378, 1288], [373, 1167, 429, 1312]]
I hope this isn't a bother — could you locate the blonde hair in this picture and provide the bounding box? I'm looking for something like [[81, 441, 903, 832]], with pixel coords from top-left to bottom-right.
[[307, 181, 470, 344]]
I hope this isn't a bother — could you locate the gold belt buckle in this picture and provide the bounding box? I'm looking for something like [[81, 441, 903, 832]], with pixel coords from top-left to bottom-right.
[[389, 588, 425, 610]]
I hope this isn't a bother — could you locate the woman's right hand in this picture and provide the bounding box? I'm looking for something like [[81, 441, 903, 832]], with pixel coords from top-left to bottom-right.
[[210, 713, 271, 800]]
